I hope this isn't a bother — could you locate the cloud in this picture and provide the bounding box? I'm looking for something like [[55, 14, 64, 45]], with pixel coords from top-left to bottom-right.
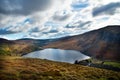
[[0, 0, 73, 34], [71, 0, 89, 10], [65, 21, 91, 29], [0, 0, 120, 40], [52, 12, 71, 22], [92, 2, 120, 16], [0, 0, 52, 15], [29, 27, 40, 32], [0, 29, 15, 35], [49, 29, 58, 33]]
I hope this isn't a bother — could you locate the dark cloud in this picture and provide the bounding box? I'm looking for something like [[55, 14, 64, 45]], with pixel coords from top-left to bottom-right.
[[65, 25, 75, 28], [71, 3, 88, 9], [29, 27, 40, 32], [77, 21, 91, 28], [0, 29, 15, 35], [0, 0, 52, 15], [49, 29, 58, 33], [92, 2, 120, 16], [0, 15, 4, 21], [65, 21, 91, 28], [29, 27, 58, 34], [42, 29, 58, 34], [52, 14, 70, 21]]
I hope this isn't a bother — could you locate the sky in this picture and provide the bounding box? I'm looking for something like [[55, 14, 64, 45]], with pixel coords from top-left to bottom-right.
[[0, 0, 120, 40]]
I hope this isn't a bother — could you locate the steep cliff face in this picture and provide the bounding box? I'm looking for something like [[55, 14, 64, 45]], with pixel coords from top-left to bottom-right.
[[44, 25, 120, 61]]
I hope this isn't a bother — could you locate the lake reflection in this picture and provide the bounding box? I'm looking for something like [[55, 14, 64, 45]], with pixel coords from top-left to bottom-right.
[[23, 48, 90, 63]]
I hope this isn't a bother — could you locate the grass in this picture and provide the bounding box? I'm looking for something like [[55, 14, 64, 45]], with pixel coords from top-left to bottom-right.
[[0, 42, 40, 56], [104, 61, 120, 68], [0, 56, 120, 80]]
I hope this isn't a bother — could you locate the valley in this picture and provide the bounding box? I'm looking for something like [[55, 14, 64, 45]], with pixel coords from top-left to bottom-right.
[[0, 25, 120, 80]]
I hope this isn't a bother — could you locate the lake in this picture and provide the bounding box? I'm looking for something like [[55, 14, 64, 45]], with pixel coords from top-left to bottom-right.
[[23, 48, 90, 63]]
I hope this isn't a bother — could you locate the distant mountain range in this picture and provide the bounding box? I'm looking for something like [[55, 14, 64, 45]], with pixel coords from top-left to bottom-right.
[[44, 25, 120, 61], [0, 25, 120, 61]]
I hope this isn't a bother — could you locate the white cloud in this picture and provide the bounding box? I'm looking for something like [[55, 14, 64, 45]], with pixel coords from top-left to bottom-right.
[[0, 0, 120, 40]]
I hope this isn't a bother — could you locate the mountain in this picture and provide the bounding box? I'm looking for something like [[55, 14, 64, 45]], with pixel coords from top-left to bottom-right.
[[0, 38, 58, 56], [17, 38, 58, 47], [0, 38, 39, 56], [0, 38, 13, 43], [44, 25, 120, 61], [0, 25, 120, 61]]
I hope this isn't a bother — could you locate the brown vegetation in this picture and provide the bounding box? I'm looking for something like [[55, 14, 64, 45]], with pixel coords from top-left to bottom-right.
[[0, 39, 39, 56], [0, 56, 120, 80]]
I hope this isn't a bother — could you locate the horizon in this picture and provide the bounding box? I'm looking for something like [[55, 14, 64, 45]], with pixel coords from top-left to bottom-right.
[[0, 0, 120, 40], [1, 25, 119, 40]]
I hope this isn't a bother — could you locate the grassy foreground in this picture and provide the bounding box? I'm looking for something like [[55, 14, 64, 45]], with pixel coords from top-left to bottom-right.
[[0, 56, 120, 80]]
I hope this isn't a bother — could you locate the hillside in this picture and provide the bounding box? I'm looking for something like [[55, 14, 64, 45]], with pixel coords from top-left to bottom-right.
[[0, 38, 39, 56], [44, 25, 120, 61], [0, 38, 59, 56], [0, 56, 120, 80]]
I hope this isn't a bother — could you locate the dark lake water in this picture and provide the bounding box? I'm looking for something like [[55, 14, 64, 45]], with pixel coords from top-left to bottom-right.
[[23, 48, 90, 63]]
